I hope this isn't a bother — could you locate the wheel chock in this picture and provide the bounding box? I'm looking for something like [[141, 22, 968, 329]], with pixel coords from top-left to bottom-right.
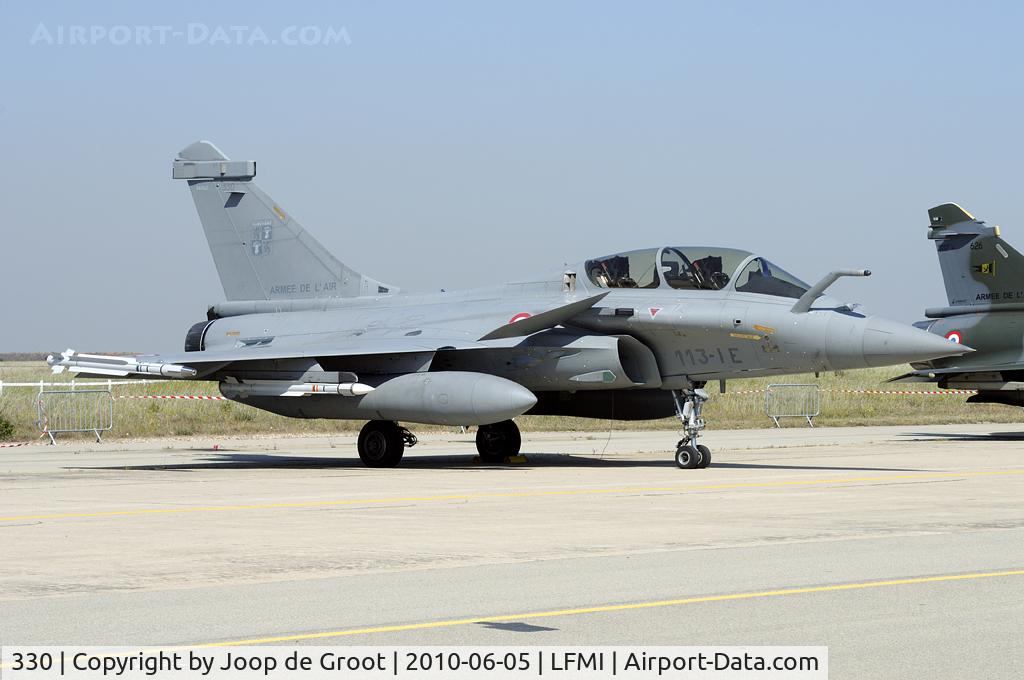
[[471, 455, 528, 465]]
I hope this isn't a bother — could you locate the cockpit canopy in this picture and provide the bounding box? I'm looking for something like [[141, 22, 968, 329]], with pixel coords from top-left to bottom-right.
[[584, 247, 811, 298]]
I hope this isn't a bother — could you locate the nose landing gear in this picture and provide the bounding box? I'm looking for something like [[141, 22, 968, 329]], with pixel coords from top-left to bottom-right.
[[672, 388, 711, 469]]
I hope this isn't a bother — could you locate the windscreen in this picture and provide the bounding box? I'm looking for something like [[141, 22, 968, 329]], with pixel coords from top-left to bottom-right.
[[734, 257, 810, 298]]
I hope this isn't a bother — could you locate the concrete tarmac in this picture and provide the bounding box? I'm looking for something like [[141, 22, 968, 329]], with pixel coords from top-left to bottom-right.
[[1, 424, 1023, 679]]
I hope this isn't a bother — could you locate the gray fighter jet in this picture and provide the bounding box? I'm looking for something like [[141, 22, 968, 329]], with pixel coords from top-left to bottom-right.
[[895, 203, 1024, 405], [48, 142, 968, 468]]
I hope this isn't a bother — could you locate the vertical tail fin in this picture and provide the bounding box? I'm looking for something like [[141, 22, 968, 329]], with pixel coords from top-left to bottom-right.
[[927, 203, 1024, 307], [173, 141, 396, 301]]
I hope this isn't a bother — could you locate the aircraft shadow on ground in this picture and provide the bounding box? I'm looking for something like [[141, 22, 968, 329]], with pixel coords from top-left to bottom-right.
[[66, 451, 921, 473], [475, 621, 558, 633], [705, 462, 924, 472], [66, 452, 671, 471], [903, 431, 1024, 442]]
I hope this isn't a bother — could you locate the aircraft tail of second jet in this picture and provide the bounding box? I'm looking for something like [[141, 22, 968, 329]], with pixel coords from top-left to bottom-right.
[[927, 202, 1024, 308], [173, 141, 396, 302]]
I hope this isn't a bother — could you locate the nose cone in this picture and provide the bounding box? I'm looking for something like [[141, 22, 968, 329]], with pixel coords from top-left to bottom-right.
[[509, 384, 539, 414], [471, 374, 538, 421], [862, 317, 973, 367]]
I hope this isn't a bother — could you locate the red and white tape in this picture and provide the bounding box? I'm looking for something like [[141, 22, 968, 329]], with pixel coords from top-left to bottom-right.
[[834, 389, 976, 395], [0, 441, 37, 448], [117, 395, 226, 400], [116, 390, 976, 401], [723, 389, 977, 396]]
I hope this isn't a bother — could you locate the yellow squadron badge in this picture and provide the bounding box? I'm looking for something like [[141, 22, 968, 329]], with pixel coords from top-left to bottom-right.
[[973, 260, 996, 276]]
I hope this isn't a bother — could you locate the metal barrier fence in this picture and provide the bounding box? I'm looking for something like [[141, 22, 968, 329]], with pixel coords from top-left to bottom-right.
[[765, 384, 821, 427], [0, 379, 162, 395], [36, 390, 114, 444]]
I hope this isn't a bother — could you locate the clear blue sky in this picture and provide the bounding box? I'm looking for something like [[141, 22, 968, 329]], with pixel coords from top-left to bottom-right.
[[2, 1, 1023, 351]]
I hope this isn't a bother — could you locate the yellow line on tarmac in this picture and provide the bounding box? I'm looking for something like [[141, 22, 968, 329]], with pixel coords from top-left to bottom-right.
[[1, 469, 1022, 523], [199, 569, 1024, 646]]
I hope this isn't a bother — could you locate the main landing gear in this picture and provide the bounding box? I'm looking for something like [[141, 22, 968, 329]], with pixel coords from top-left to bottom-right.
[[357, 420, 418, 468], [475, 419, 522, 463], [356, 419, 522, 468], [672, 387, 712, 469]]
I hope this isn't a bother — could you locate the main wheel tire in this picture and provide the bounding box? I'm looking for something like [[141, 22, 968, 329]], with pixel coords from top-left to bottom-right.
[[476, 420, 522, 463], [357, 420, 405, 468], [675, 444, 701, 469], [696, 444, 712, 468]]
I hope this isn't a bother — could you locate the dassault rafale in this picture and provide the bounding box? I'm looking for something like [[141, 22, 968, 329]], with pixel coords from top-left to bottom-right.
[[896, 203, 1024, 407], [49, 142, 968, 468]]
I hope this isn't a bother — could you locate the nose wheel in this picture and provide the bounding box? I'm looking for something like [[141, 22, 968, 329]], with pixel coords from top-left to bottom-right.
[[675, 443, 711, 469], [672, 388, 712, 469], [674, 443, 700, 469]]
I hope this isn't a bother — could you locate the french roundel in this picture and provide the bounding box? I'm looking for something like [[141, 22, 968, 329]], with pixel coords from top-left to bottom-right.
[[945, 330, 962, 344]]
